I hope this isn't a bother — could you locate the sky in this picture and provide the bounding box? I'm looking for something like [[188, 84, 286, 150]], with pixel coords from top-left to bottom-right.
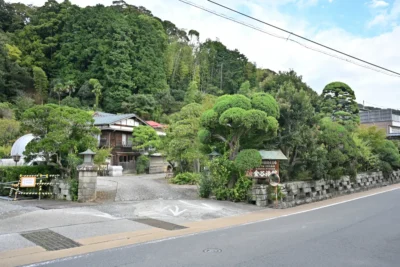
[[9, 0, 400, 109]]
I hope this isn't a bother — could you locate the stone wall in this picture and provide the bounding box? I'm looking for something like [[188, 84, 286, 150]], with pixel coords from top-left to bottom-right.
[[77, 167, 98, 202], [250, 184, 268, 207], [250, 171, 400, 208], [53, 179, 72, 201]]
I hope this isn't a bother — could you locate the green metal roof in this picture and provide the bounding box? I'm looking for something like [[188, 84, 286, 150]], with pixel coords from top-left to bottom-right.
[[93, 113, 148, 126], [258, 150, 288, 160]]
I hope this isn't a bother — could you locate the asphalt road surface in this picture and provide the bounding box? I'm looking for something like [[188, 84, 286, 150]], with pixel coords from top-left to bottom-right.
[[30, 189, 400, 267]]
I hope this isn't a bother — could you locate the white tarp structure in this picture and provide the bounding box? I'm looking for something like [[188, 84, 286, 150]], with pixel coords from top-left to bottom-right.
[[0, 134, 44, 166]]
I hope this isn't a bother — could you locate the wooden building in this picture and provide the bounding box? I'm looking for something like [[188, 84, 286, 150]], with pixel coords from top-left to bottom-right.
[[93, 112, 168, 173]]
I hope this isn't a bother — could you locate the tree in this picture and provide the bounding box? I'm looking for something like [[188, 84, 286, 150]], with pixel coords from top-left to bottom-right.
[[60, 96, 81, 108], [165, 103, 205, 173], [0, 118, 20, 146], [237, 80, 251, 96], [0, 32, 32, 101], [132, 125, 161, 153], [235, 149, 262, 172], [33, 66, 48, 104], [357, 126, 400, 171], [188, 29, 200, 42], [318, 118, 358, 179], [64, 80, 76, 97], [52, 81, 67, 105], [321, 82, 360, 127], [274, 82, 316, 179], [122, 94, 157, 120], [0, 102, 14, 119], [94, 148, 112, 166], [89, 79, 102, 110], [184, 81, 202, 104], [199, 94, 279, 164], [13, 95, 35, 119], [21, 104, 99, 177]]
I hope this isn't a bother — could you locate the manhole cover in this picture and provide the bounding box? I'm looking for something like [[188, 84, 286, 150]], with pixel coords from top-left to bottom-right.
[[203, 248, 222, 253], [21, 229, 80, 251], [130, 218, 187, 231]]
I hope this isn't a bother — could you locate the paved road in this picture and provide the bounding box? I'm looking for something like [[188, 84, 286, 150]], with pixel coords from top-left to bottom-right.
[[98, 174, 198, 201], [33, 189, 400, 267]]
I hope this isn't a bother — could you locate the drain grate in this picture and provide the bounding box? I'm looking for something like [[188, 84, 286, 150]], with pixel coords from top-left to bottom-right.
[[203, 248, 222, 253], [131, 218, 187, 231], [21, 229, 80, 251]]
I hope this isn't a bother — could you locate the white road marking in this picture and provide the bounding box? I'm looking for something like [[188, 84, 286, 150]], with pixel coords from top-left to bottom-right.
[[169, 206, 187, 216], [179, 200, 218, 210], [201, 203, 218, 210]]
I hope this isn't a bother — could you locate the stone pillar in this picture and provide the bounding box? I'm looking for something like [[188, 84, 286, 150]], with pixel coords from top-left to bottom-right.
[[77, 165, 98, 202], [251, 183, 268, 207]]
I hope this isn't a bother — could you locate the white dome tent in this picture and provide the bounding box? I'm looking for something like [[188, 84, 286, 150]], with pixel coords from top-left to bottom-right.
[[0, 134, 45, 166]]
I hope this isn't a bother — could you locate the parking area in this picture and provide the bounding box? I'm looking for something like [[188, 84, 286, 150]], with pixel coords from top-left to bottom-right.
[[97, 173, 198, 201]]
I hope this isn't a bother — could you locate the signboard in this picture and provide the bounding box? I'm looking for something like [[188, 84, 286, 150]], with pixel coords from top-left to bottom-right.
[[246, 160, 280, 179], [20, 176, 37, 188]]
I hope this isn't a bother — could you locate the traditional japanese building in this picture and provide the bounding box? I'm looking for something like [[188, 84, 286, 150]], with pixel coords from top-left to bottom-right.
[[93, 112, 167, 173]]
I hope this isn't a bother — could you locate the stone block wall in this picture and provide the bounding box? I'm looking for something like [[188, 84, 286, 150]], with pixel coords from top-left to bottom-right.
[[250, 171, 400, 208], [250, 184, 268, 207], [53, 180, 72, 201], [78, 168, 98, 202]]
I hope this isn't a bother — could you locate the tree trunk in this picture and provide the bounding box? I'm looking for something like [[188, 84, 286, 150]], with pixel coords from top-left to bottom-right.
[[228, 135, 241, 160]]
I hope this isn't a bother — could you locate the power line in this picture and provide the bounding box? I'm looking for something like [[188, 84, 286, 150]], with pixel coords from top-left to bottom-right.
[[206, 0, 400, 77], [177, 0, 400, 78]]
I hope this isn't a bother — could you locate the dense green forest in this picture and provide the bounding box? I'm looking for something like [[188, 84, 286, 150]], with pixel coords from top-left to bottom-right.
[[1, 0, 400, 199], [0, 0, 279, 118]]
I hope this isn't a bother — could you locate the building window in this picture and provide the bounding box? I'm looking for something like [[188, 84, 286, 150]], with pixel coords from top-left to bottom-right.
[[389, 127, 400, 134]]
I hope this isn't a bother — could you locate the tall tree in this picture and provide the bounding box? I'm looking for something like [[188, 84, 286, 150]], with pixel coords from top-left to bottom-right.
[[52, 81, 66, 105], [132, 125, 161, 153], [0, 32, 32, 101], [199, 94, 279, 161], [122, 94, 157, 120], [274, 81, 316, 179], [32, 66, 48, 104], [165, 103, 205, 173], [89, 78, 102, 110], [321, 82, 360, 127]]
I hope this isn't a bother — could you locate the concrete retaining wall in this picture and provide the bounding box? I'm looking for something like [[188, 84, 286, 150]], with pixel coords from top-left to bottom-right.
[[250, 171, 400, 208], [54, 180, 72, 201]]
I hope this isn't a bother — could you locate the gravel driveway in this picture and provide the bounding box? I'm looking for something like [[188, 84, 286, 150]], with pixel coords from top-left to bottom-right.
[[98, 174, 199, 202]]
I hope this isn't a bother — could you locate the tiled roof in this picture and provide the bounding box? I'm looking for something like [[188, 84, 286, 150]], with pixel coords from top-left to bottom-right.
[[94, 114, 141, 125], [93, 111, 115, 117], [146, 121, 164, 128]]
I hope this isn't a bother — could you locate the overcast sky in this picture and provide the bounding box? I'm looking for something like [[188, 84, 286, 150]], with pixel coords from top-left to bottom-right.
[[9, 0, 400, 109]]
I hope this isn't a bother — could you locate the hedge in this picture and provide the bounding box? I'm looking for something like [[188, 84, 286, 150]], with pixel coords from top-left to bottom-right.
[[0, 165, 60, 183]]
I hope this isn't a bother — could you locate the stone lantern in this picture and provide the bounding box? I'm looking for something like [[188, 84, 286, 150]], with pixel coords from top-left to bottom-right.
[[79, 149, 96, 166], [208, 150, 221, 161]]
